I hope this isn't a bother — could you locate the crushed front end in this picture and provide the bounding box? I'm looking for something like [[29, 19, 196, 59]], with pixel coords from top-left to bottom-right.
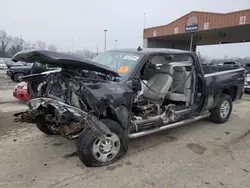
[[14, 69, 133, 139]]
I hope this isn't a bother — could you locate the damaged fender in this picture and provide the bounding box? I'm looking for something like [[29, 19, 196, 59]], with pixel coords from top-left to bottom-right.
[[15, 98, 112, 139]]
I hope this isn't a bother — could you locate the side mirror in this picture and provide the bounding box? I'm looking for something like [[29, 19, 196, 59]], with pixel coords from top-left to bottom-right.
[[127, 78, 141, 93]]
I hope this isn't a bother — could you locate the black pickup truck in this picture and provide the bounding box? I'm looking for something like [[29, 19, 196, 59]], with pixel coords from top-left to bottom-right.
[[13, 49, 245, 167]]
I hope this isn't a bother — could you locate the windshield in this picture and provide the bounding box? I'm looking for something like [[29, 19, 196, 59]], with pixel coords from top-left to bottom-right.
[[92, 51, 144, 79]]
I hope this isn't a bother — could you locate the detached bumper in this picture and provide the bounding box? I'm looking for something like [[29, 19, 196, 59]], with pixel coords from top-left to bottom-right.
[[27, 98, 87, 118], [14, 98, 111, 139]]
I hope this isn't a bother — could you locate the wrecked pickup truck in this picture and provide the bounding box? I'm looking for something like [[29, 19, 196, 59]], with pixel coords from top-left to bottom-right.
[[12, 48, 245, 167]]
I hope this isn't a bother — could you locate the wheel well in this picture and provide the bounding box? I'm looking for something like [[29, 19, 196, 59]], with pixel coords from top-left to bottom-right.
[[105, 105, 130, 131], [221, 86, 237, 101]]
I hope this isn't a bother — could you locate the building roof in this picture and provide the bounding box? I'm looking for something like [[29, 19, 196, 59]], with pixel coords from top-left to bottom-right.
[[108, 48, 193, 55], [144, 9, 250, 39]]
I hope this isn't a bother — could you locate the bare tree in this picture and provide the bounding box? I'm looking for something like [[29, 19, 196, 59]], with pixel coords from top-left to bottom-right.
[[0, 30, 12, 57], [36, 41, 46, 50], [47, 44, 57, 52], [73, 49, 97, 59], [7, 37, 25, 56], [23, 42, 35, 50]]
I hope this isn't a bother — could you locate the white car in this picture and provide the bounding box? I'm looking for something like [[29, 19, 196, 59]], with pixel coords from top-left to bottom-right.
[[244, 73, 250, 93], [0, 60, 7, 69]]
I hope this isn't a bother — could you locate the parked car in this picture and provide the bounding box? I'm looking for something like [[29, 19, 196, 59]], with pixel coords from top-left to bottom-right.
[[6, 64, 33, 82], [219, 61, 242, 68], [5, 61, 27, 68], [7, 61, 57, 82], [0, 60, 7, 70], [244, 73, 250, 93], [13, 49, 245, 167], [244, 63, 250, 73]]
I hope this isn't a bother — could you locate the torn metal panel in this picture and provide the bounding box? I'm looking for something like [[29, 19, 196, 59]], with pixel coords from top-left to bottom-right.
[[11, 49, 119, 77], [12, 51, 135, 139]]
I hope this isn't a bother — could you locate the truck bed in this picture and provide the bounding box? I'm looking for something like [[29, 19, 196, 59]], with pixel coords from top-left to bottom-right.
[[202, 65, 239, 74], [202, 65, 245, 106]]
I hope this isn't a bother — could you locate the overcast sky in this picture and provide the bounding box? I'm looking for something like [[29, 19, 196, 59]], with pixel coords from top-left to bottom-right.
[[0, 0, 250, 58]]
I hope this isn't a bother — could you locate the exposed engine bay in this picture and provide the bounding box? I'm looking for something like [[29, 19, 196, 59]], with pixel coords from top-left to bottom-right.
[[16, 68, 135, 138]]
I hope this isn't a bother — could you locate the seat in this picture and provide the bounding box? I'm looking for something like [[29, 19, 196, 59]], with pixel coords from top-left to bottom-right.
[[166, 66, 192, 104], [142, 63, 158, 80], [143, 63, 174, 101]]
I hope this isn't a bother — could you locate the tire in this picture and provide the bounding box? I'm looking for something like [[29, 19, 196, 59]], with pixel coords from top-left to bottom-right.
[[14, 73, 25, 82], [77, 119, 128, 167], [36, 123, 54, 135], [210, 94, 233, 124], [10, 76, 15, 81]]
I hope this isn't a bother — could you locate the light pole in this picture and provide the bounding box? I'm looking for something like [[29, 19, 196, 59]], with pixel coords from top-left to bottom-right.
[[144, 13, 146, 28], [72, 36, 75, 52], [104, 29, 107, 51], [115, 40, 117, 50]]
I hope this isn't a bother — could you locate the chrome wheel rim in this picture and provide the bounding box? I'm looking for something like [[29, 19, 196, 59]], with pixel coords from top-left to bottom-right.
[[220, 100, 230, 118], [92, 133, 120, 163], [17, 75, 23, 82]]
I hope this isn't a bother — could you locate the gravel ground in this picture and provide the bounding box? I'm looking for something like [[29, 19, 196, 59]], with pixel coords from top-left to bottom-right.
[[0, 98, 249, 188], [0, 72, 19, 103]]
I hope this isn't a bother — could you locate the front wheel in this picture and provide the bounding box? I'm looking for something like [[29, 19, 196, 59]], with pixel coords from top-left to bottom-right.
[[14, 73, 25, 82], [210, 94, 233, 124], [77, 119, 128, 167]]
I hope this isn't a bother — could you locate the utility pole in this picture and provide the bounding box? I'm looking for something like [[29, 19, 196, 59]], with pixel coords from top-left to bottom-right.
[[115, 40, 117, 50], [20, 35, 24, 50], [96, 45, 99, 55], [104, 29, 107, 51], [72, 36, 75, 52], [144, 13, 146, 28]]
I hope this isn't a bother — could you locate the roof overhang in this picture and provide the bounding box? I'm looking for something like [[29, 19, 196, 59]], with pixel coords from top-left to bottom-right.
[[147, 24, 250, 46]]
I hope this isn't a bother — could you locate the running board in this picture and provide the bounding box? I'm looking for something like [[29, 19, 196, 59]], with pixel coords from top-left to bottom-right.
[[128, 112, 211, 139]]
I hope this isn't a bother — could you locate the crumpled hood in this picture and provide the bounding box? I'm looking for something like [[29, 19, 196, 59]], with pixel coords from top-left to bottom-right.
[[12, 49, 119, 77]]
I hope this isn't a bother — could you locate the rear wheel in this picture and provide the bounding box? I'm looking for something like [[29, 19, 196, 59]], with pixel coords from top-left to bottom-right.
[[10, 76, 15, 81], [210, 94, 232, 124], [77, 119, 128, 167], [14, 73, 25, 82]]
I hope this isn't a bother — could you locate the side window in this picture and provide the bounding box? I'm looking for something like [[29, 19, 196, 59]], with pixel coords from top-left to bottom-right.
[[140, 56, 166, 81]]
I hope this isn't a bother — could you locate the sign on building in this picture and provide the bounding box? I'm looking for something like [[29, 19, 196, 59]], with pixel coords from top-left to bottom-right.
[[153, 30, 157, 37], [174, 27, 178, 34], [185, 16, 198, 32], [204, 22, 209, 30], [239, 16, 246, 25]]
